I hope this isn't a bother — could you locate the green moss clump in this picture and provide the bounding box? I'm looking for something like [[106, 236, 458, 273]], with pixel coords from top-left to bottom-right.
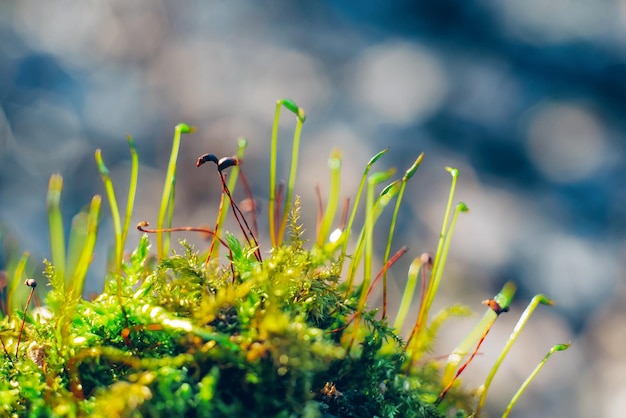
[[0, 228, 449, 417], [1, 99, 566, 417]]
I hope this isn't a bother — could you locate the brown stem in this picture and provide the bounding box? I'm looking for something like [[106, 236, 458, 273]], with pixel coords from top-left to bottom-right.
[[137, 221, 235, 279], [16, 279, 36, 357], [435, 314, 498, 405], [315, 185, 324, 234], [405, 252, 434, 349], [237, 169, 259, 237], [339, 198, 350, 230]]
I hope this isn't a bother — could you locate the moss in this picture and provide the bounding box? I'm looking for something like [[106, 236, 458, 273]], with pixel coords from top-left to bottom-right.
[[0, 99, 567, 417]]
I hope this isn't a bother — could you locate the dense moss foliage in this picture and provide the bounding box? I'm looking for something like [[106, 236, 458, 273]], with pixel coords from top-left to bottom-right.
[[1, 227, 451, 417], [1, 102, 565, 417]]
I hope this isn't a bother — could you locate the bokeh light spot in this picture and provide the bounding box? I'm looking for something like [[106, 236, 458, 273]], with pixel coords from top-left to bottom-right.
[[526, 102, 609, 183]]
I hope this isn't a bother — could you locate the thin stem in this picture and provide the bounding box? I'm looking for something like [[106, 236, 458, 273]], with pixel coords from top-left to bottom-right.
[[268, 99, 305, 247], [277, 108, 305, 247], [366, 246, 408, 301], [416, 167, 458, 320], [237, 170, 257, 236], [234, 147, 259, 236], [382, 189, 404, 318], [339, 198, 350, 230], [164, 180, 176, 254], [315, 185, 324, 233], [219, 171, 262, 262], [393, 253, 431, 332], [436, 314, 499, 405], [404, 259, 436, 357], [432, 167, 459, 270], [94, 137, 136, 326], [339, 148, 388, 270], [474, 294, 554, 416], [344, 176, 398, 295], [196, 154, 261, 261], [317, 148, 342, 246], [274, 182, 284, 242], [441, 281, 517, 385], [337, 246, 408, 345], [502, 342, 571, 417], [157, 123, 194, 258], [381, 153, 424, 317], [138, 221, 235, 279], [268, 102, 281, 247], [7, 252, 29, 316], [356, 169, 397, 317], [213, 138, 248, 259], [207, 192, 227, 266], [344, 170, 397, 354], [137, 222, 231, 254], [67, 196, 101, 299], [424, 201, 468, 312], [16, 280, 36, 357], [121, 136, 138, 256], [47, 174, 66, 283], [95, 150, 123, 273], [411, 200, 467, 353]]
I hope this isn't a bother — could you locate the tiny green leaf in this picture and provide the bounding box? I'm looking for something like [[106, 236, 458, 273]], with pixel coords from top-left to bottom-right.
[[278, 98, 306, 122], [368, 147, 389, 167], [403, 152, 424, 180]]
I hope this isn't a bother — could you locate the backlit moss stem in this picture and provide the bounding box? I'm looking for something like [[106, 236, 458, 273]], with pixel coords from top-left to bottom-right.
[[410, 201, 468, 353], [47, 174, 66, 282], [356, 169, 397, 315], [156, 123, 194, 258], [441, 281, 516, 385], [381, 153, 423, 317], [269, 99, 306, 247], [7, 252, 30, 316], [316, 148, 342, 246], [344, 176, 398, 294], [502, 342, 571, 417], [474, 293, 555, 416], [212, 138, 248, 260], [95, 150, 123, 273], [121, 136, 139, 259], [339, 148, 388, 270], [393, 256, 422, 332]]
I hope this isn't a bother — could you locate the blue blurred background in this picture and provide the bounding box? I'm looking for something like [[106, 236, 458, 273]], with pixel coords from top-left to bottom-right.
[[1, 1, 624, 417]]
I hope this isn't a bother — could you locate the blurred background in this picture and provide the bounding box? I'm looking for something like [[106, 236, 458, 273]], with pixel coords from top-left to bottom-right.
[[1, 1, 624, 417]]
